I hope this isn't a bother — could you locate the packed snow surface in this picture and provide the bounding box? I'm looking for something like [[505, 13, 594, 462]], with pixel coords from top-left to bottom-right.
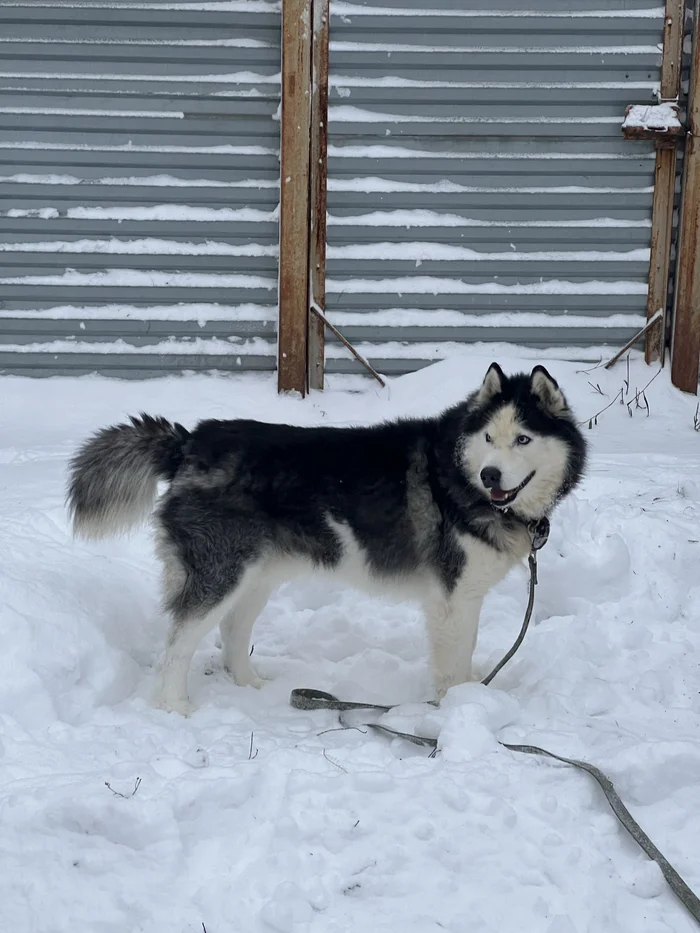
[[1, 348, 699, 932]]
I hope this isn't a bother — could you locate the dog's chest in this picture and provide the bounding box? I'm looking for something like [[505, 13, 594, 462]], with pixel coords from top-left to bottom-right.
[[455, 523, 531, 597]]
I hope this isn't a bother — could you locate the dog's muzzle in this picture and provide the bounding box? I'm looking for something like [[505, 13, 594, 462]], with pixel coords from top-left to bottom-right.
[[488, 470, 536, 508]]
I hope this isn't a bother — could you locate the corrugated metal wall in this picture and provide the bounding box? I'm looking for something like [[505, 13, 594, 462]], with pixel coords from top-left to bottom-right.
[[324, 0, 664, 375], [0, 0, 281, 376]]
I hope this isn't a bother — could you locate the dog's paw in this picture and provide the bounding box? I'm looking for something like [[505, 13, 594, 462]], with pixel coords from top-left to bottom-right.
[[224, 662, 267, 689], [152, 694, 195, 717]]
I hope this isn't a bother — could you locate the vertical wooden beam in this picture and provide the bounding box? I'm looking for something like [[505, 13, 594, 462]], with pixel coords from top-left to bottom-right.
[[672, 2, 700, 393], [646, 0, 684, 364], [278, 0, 312, 395], [308, 0, 329, 391]]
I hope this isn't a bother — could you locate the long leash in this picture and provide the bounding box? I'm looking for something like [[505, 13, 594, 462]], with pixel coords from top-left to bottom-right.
[[289, 516, 700, 925]]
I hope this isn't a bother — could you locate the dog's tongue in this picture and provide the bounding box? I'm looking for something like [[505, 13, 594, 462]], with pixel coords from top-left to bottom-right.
[[490, 489, 509, 502]]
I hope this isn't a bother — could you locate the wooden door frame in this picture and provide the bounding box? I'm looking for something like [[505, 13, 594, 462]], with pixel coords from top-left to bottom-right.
[[671, 0, 700, 393], [277, 0, 329, 395]]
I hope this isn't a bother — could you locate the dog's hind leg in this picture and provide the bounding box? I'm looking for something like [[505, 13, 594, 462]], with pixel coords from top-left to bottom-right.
[[425, 595, 483, 699], [219, 582, 273, 688], [153, 596, 235, 716]]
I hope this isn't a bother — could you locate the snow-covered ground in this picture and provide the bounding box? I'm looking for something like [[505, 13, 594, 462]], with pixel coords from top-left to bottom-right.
[[1, 349, 699, 933]]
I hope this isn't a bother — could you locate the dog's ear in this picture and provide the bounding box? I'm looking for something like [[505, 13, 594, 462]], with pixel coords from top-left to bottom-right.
[[476, 362, 506, 404], [530, 365, 568, 416]]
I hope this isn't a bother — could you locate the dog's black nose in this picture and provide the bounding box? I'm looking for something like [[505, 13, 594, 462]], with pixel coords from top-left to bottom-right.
[[480, 467, 502, 489]]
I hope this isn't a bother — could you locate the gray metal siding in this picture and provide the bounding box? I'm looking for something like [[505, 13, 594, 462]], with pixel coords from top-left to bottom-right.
[[0, 0, 281, 376], [325, 0, 664, 374]]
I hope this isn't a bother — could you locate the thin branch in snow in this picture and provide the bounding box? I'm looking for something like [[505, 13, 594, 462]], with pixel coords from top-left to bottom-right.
[[317, 724, 367, 737], [323, 749, 348, 772], [581, 367, 662, 429], [694, 404, 700, 432], [579, 388, 624, 428], [105, 776, 141, 799], [248, 732, 258, 761], [575, 357, 604, 376]]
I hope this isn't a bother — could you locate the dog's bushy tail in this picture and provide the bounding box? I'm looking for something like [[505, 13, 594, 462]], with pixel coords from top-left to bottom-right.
[[67, 414, 190, 540]]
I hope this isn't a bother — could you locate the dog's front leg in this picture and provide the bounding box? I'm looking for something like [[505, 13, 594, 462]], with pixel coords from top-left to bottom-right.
[[425, 595, 483, 699]]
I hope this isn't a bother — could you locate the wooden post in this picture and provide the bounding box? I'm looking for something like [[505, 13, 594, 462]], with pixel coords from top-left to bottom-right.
[[278, 0, 312, 395], [672, 3, 700, 393], [308, 0, 329, 391], [645, 0, 684, 364]]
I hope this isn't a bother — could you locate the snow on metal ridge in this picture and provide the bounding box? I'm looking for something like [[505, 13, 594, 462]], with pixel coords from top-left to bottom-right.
[[0, 173, 277, 188], [329, 107, 633, 125], [330, 77, 659, 90], [331, 4, 664, 18], [0, 337, 276, 355], [0, 70, 281, 84], [327, 212, 651, 228], [310, 310, 646, 328], [322, 340, 639, 360], [328, 145, 654, 160], [0, 142, 278, 155], [2, 206, 279, 221], [328, 178, 653, 194], [2, 1, 279, 7], [328, 245, 650, 262], [330, 42, 661, 54], [0, 37, 272, 47], [3, 303, 277, 321], [0, 271, 277, 287], [0, 239, 279, 256], [1, 85, 266, 99], [325, 278, 647, 295], [0, 107, 184, 118]]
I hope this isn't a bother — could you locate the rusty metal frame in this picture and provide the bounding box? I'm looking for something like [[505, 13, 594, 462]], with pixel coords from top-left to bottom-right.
[[671, 2, 700, 392], [278, 0, 313, 395], [308, 0, 329, 390], [641, 0, 685, 365]]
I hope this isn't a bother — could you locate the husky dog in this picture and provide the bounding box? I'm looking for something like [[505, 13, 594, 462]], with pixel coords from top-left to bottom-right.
[[67, 363, 586, 715]]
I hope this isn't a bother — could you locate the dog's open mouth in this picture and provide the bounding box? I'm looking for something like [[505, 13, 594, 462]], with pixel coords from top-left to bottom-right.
[[489, 471, 536, 508]]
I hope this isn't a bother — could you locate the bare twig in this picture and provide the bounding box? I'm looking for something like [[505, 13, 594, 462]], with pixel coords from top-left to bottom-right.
[[637, 366, 664, 395], [105, 776, 141, 799], [575, 357, 605, 375], [580, 366, 663, 428], [317, 724, 367, 737], [323, 749, 348, 772], [248, 732, 258, 761], [578, 388, 624, 428], [694, 403, 700, 431], [587, 381, 605, 395], [603, 309, 663, 370], [310, 301, 386, 388]]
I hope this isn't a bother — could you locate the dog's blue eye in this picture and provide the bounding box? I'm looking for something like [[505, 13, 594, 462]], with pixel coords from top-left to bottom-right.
[[485, 432, 492, 443], [517, 435, 531, 446]]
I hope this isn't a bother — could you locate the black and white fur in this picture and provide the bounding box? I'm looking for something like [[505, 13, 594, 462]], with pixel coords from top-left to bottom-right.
[[67, 364, 586, 715]]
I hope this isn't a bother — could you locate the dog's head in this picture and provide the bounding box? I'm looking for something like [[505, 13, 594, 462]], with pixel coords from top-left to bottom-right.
[[461, 362, 586, 519]]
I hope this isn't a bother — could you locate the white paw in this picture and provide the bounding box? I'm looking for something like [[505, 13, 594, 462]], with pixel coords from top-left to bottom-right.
[[235, 671, 267, 690], [224, 661, 267, 689], [152, 693, 195, 717]]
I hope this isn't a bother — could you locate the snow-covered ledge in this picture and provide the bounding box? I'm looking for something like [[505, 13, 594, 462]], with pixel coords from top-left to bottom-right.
[[622, 103, 683, 141]]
